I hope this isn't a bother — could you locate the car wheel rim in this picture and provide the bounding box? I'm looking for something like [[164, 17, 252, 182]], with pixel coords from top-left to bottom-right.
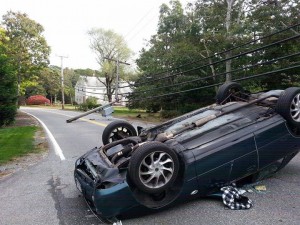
[[290, 93, 300, 122], [109, 127, 131, 142], [228, 88, 241, 101], [139, 151, 174, 189]]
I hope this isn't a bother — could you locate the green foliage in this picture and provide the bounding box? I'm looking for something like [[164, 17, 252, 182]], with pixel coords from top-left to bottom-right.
[[132, 0, 300, 113], [0, 105, 17, 127], [87, 28, 132, 102], [0, 32, 17, 127], [0, 126, 37, 165], [1, 11, 50, 98], [160, 110, 180, 119], [78, 96, 100, 111]]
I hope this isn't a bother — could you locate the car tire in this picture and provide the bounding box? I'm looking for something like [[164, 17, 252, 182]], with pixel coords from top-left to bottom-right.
[[276, 87, 300, 128], [102, 120, 137, 145], [216, 82, 244, 104], [128, 142, 179, 194]]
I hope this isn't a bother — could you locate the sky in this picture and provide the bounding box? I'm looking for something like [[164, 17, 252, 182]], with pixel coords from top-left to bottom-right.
[[0, 0, 191, 70]]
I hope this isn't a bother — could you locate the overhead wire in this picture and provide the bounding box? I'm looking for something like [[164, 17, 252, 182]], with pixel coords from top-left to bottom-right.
[[120, 32, 300, 95], [133, 33, 300, 86], [76, 23, 300, 104], [128, 64, 300, 102], [124, 51, 300, 95], [124, 6, 156, 39], [119, 22, 300, 88]]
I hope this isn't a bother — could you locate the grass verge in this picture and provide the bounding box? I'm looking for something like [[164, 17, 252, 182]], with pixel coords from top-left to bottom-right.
[[25, 105, 165, 123], [0, 126, 38, 165], [113, 107, 164, 123]]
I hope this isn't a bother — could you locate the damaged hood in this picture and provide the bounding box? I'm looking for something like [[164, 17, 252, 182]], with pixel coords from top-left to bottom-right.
[[77, 147, 125, 184]]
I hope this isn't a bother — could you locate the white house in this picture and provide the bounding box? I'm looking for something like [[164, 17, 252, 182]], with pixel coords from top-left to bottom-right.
[[75, 76, 133, 106]]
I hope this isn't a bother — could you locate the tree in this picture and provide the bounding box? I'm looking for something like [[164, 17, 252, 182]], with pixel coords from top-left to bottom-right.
[[88, 28, 132, 102], [134, 0, 300, 114], [38, 67, 61, 104], [246, 0, 300, 89], [0, 27, 17, 126], [1, 11, 50, 103], [134, 0, 215, 112]]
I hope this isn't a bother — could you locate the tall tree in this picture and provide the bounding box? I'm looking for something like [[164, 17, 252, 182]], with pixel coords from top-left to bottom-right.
[[88, 28, 132, 102], [246, 0, 300, 89], [0, 27, 17, 126], [1, 11, 50, 103], [38, 67, 61, 104]]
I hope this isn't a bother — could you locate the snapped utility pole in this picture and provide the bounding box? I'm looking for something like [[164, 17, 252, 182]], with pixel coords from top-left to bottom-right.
[[57, 55, 68, 109], [103, 56, 130, 102]]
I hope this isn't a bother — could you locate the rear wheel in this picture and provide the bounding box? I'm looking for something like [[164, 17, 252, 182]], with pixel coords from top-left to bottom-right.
[[216, 82, 245, 104], [129, 142, 179, 194], [276, 87, 300, 128], [102, 120, 137, 145]]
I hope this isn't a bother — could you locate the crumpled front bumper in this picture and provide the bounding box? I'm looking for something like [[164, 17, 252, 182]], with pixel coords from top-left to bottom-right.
[[74, 147, 139, 218]]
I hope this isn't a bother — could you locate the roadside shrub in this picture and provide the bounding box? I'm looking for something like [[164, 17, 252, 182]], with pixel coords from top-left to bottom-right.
[[78, 97, 100, 111], [160, 110, 180, 119], [0, 45, 17, 127], [179, 103, 201, 114], [26, 95, 50, 105], [0, 105, 17, 127]]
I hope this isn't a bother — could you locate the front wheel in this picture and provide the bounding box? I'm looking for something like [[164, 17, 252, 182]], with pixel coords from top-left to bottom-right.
[[276, 87, 300, 128], [128, 142, 179, 194]]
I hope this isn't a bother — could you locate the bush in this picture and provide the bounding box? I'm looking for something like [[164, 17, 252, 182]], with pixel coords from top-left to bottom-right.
[[160, 110, 180, 119], [26, 95, 50, 105], [78, 97, 100, 111], [0, 105, 17, 127], [0, 45, 17, 127]]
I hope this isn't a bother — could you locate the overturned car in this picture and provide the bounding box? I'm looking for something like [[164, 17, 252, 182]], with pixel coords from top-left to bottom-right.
[[74, 82, 300, 222]]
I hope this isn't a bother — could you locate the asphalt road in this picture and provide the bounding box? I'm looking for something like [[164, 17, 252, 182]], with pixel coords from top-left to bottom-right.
[[0, 107, 300, 225]]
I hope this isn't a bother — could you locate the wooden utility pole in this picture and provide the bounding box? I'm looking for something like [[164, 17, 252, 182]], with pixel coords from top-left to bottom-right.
[[57, 55, 68, 109], [103, 57, 130, 102]]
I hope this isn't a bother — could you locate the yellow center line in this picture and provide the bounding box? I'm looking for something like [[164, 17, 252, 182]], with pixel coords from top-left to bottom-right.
[[79, 118, 107, 127]]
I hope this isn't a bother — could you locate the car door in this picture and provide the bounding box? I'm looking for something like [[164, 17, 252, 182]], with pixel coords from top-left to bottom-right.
[[254, 116, 299, 169], [185, 128, 258, 195]]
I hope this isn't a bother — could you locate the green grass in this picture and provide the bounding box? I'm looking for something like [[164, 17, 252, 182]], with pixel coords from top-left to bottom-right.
[[113, 106, 164, 123], [0, 126, 37, 165], [25, 104, 165, 123]]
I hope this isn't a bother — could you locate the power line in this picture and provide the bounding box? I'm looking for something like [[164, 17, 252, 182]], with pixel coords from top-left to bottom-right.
[[129, 64, 300, 101], [122, 51, 300, 95], [126, 13, 158, 42], [124, 6, 156, 38], [120, 22, 300, 88], [120, 32, 300, 89]]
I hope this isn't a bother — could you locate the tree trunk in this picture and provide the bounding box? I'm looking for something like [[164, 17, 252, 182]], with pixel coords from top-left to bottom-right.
[[225, 0, 234, 82], [225, 51, 232, 82], [202, 40, 218, 92], [17, 61, 21, 105], [70, 94, 73, 105]]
